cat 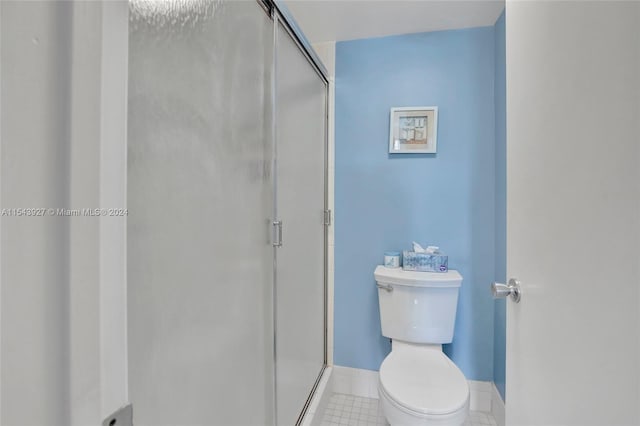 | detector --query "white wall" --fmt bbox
[1,1,129,424]
[1,3,73,423]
